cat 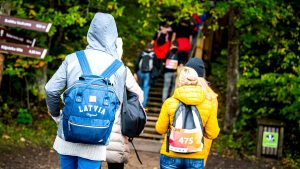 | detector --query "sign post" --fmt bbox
[0,42,47,59]
[0,15,52,33]
[0,11,52,89]
[0,1,11,88]
[0,28,36,46]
